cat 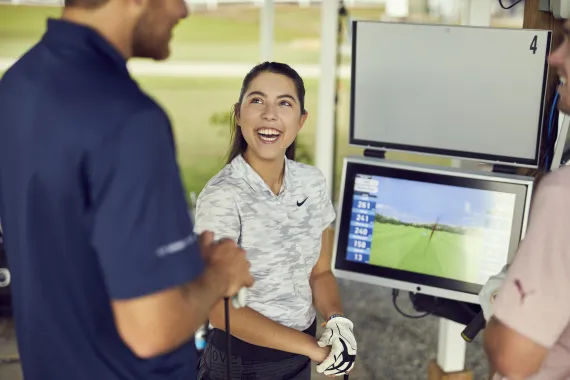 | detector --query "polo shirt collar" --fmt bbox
[42,18,128,74]
[231,155,293,196]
